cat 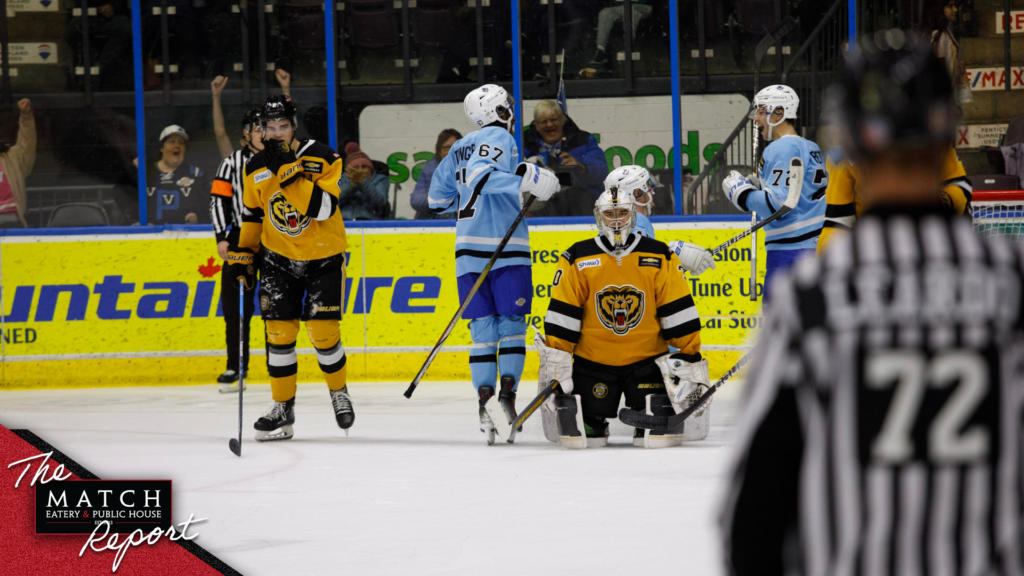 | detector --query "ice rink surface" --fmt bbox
[0,380,744,576]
